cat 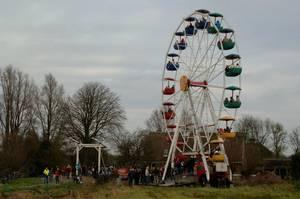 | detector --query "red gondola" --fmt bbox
[163,86,175,95]
[167,124,176,129]
[164,110,175,120]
